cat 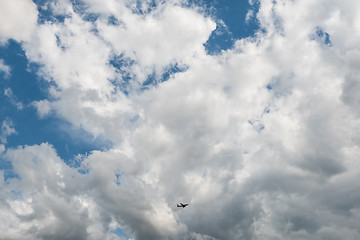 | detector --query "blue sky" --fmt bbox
[0,0,257,171]
[0,40,110,168]
[1,0,360,240]
[203,0,259,53]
